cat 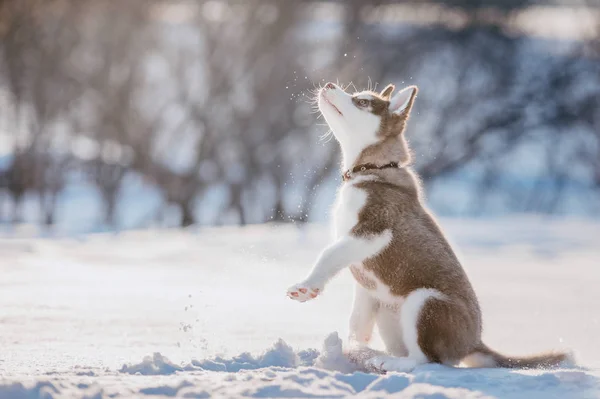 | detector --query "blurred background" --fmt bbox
[0,0,599,233]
